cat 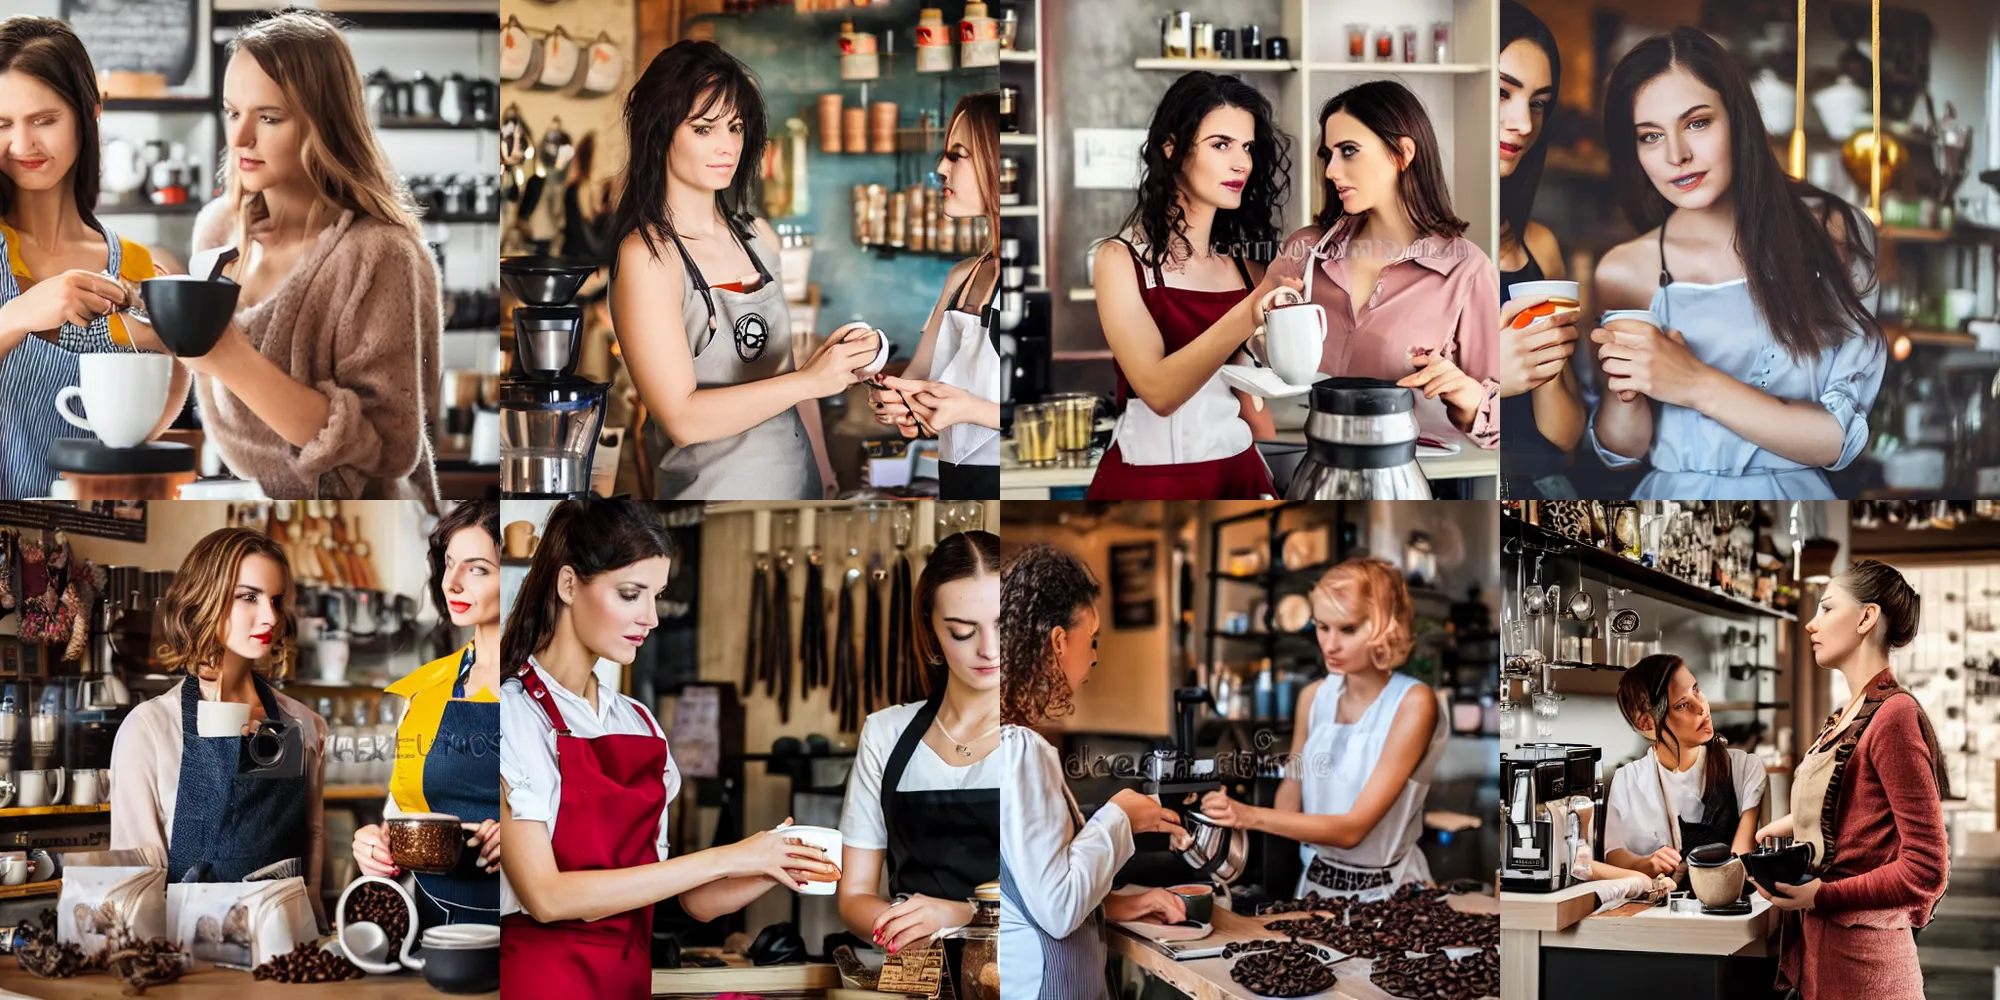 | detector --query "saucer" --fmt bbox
[1220,365,1328,399]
